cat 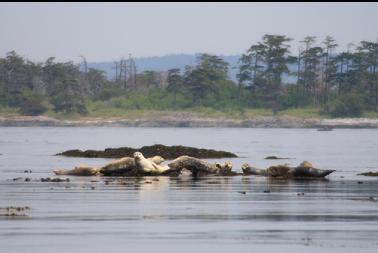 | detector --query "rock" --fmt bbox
[317,126,333,131]
[40,177,69,182]
[24,178,31,182]
[237,191,246,194]
[56,144,238,159]
[357,171,378,177]
[0,206,30,217]
[264,156,290,159]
